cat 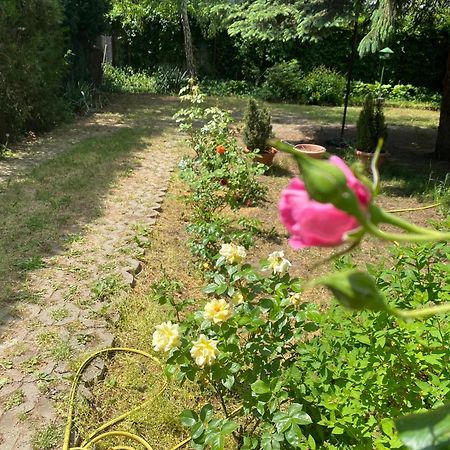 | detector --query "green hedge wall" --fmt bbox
[0,0,67,143]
